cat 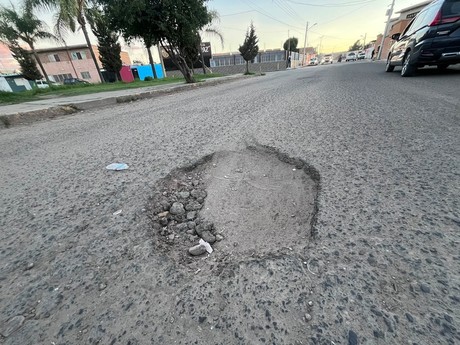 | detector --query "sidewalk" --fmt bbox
[0,74,248,127]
